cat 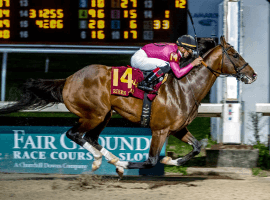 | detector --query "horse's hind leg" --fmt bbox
[65,123,103,171]
[83,111,113,171]
[66,111,113,171]
[161,127,207,166]
[70,111,126,176]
